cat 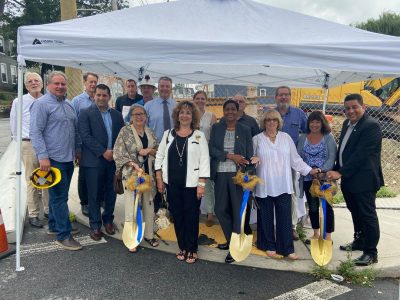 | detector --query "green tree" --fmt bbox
[355,12,400,37]
[1,0,129,41]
